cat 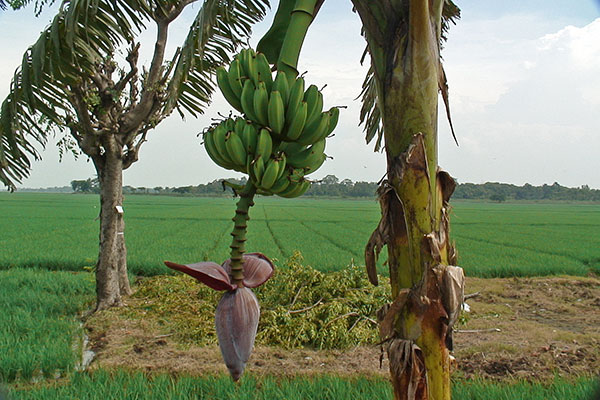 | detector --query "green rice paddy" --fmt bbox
[1,193,599,277]
[1,193,599,398]
[5,370,598,400]
[0,268,93,382]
